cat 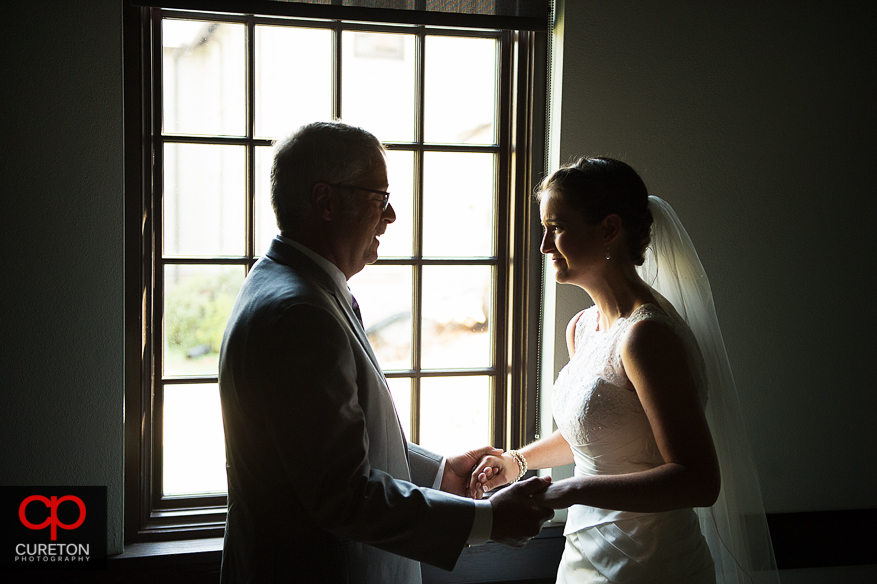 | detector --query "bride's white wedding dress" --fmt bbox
[552,301,717,584]
[544,196,778,583]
